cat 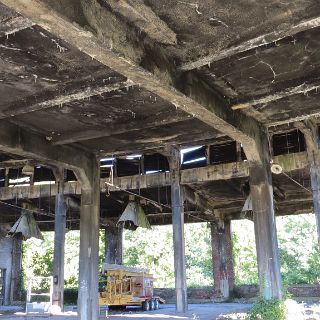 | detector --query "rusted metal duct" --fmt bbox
[117,196,151,230]
[7,208,43,240]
